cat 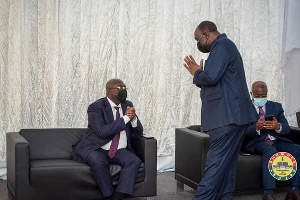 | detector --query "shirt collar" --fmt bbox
[106,97,120,108]
[253,103,266,111]
[210,33,227,50]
